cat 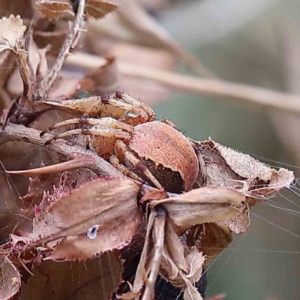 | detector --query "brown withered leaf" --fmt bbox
[187,223,232,266]
[6,34,50,97]
[28,177,141,260]
[221,203,250,234]
[178,249,205,300]
[86,0,118,19]
[35,1,75,20]
[198,140,294,197]
[21,168,96,207]
[19,251,122,300]
[0,15,26,52]
[151,187,245,234]
[0,256,21,300]
[159,222,204,293]
[35,0,117,20]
